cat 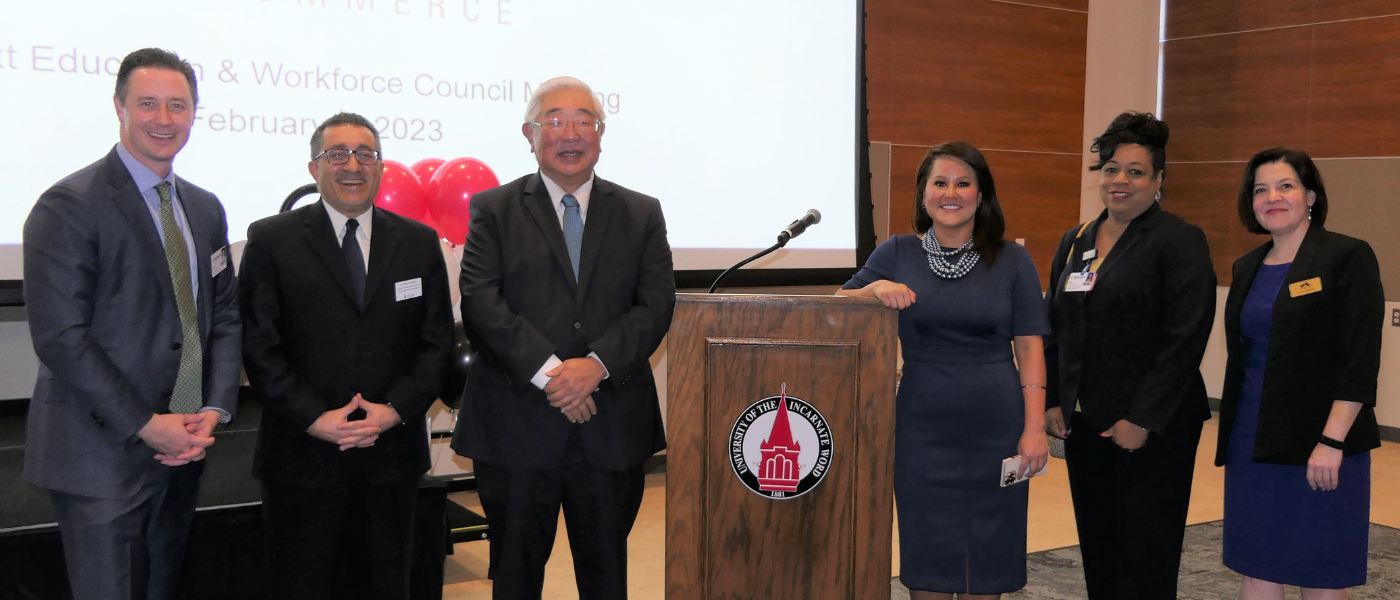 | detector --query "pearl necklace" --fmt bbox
[922,231,980,279]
